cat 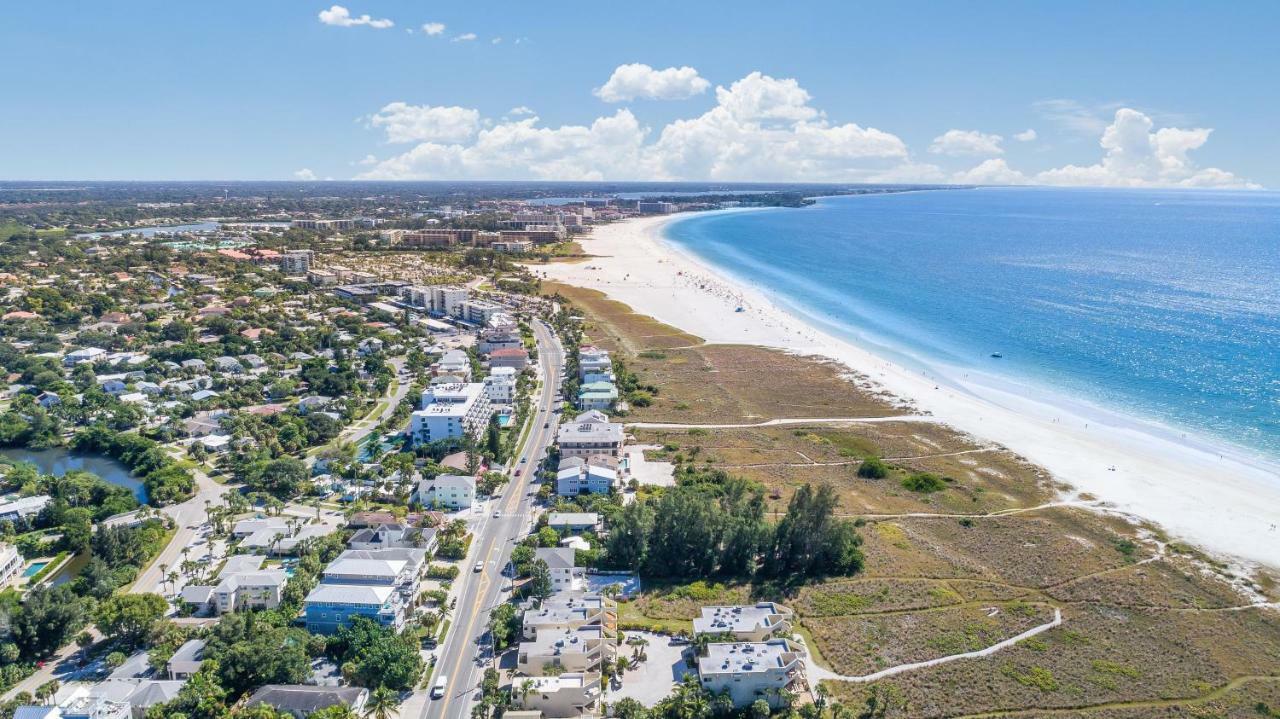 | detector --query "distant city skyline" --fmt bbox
[2,1,1275,188]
